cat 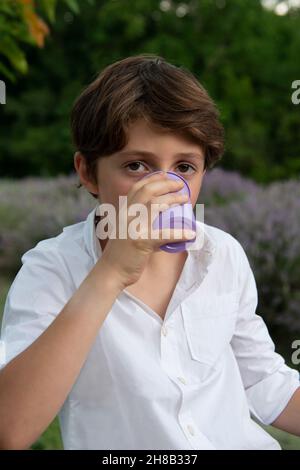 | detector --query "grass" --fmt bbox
[31,417,63,450]
[259,422,300,450]
[1,275,300,450]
